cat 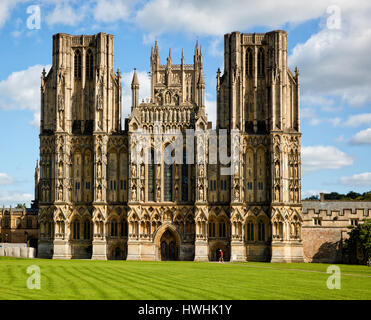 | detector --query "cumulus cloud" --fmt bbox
[93,0,135,23]
[0,64,51,127]
[349,128,371,145]
[0,189,33,206]
[339,172,371,187]
[344,113,371,127]
[301,145,354,173]
[46,1,87,26]
[289,1,371,107]
[205,98,216,128]
[135,0,344,38]
[0,173,14,185]
[302,189,330,199]
[300,108,340,126]
[0,0,26,28]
